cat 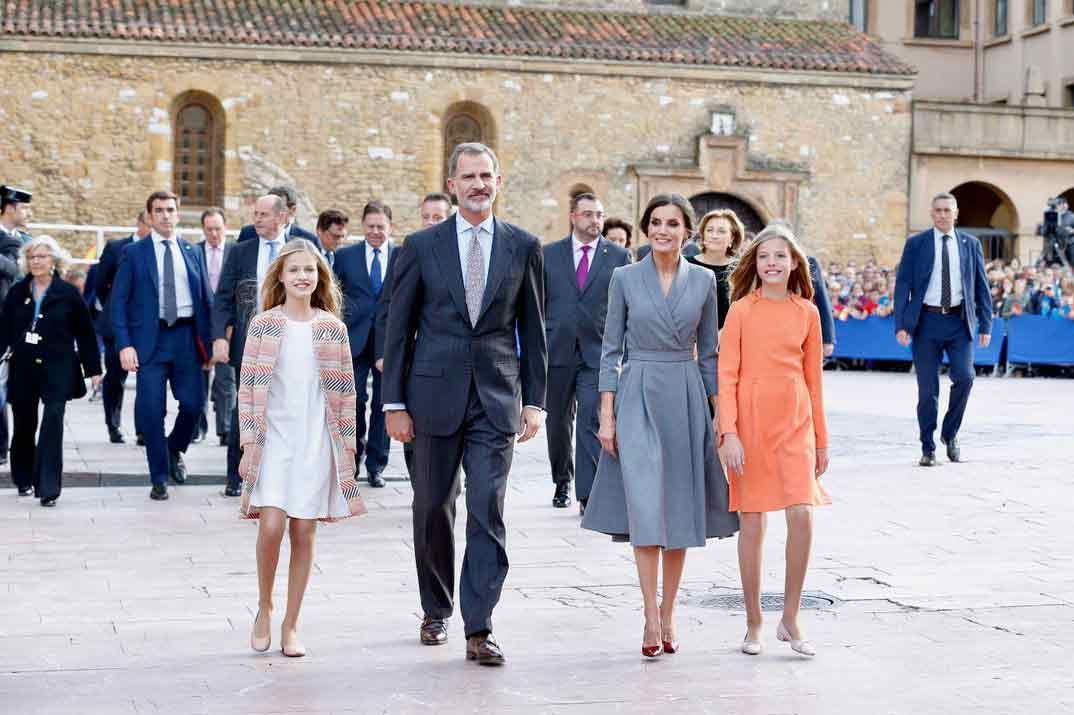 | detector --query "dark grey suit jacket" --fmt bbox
[543,236,631,369]
[197,240,234,298]
[211,238,260,368]
[382,214,548,436]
